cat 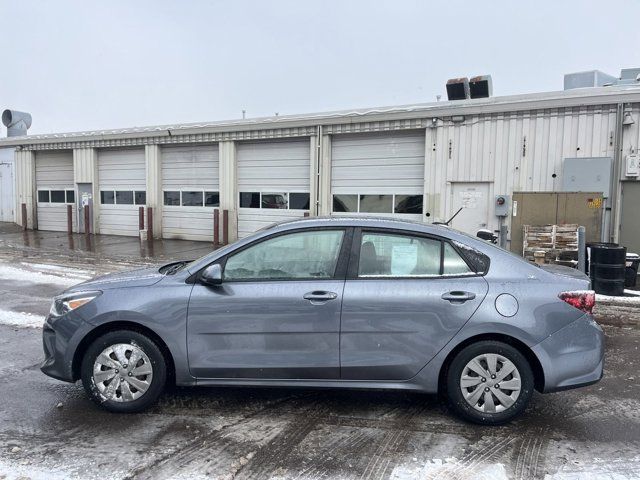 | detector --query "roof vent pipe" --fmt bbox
[2,109,32,137]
